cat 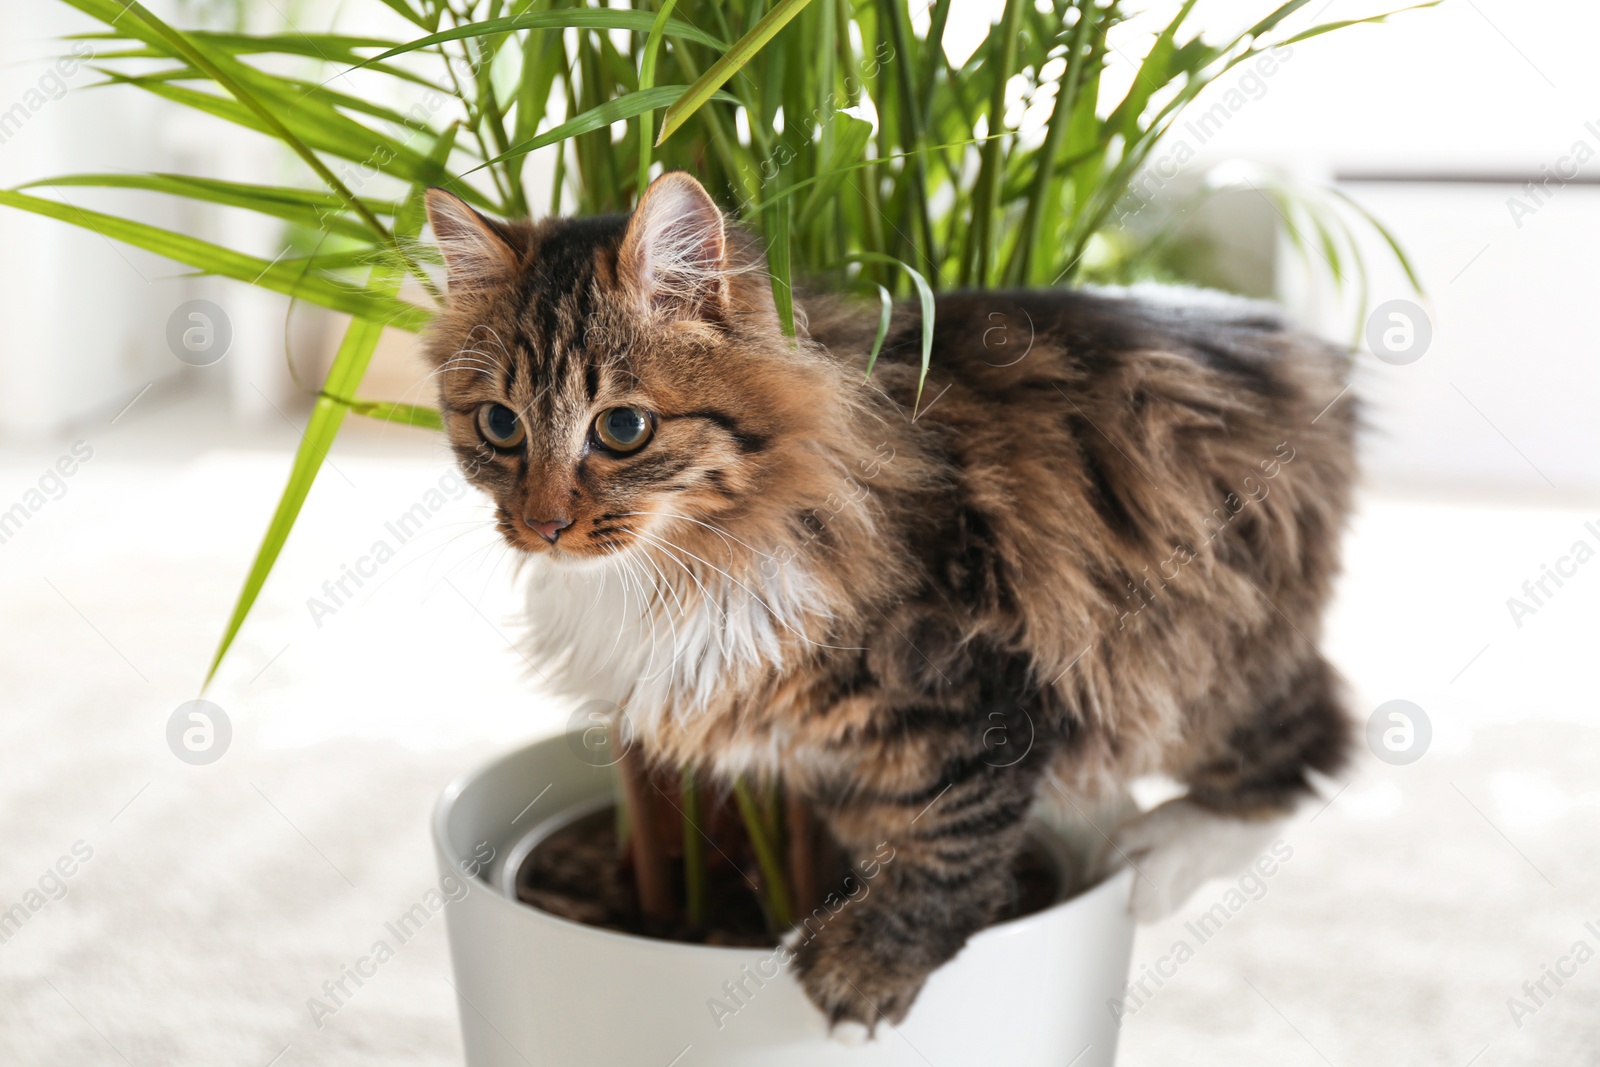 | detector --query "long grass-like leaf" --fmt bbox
[20,172,388,242]
[797,113,873,231]
[862,283,894,379]
[341,397,446,431]
[844,252,935,404]
[635,0,680,199]
[362,8,725,64]
[468,85,736,174]
[203,124,458,685]
[680,765,707,926]
[85,31,444,89]
[1330,188,1425,294]
[91,72,475,204]
[963,0,1026,287]
[65,0,435,292]
[655,0,816,146]
[767,194,796,337]
[0,189,428,329]
[734,779,793,932]
[204,316,387,686]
